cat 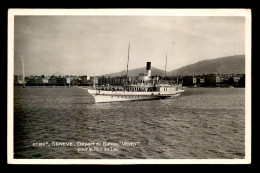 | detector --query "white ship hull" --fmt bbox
[84,88,184,103]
